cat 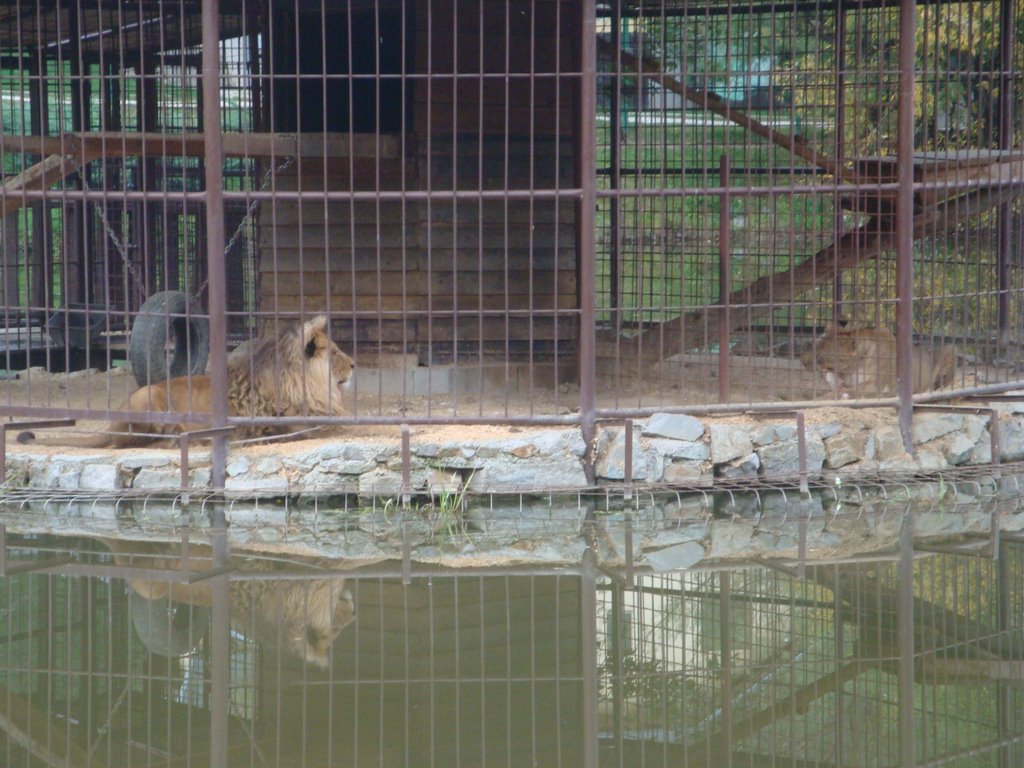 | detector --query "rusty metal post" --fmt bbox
[719,570,733,768]
[580,547,600,768]
[895,0,916,453]
[718,155,731,403]
[996,0,1016,345]
[995,532,1012,768]
[623,418,633,500]
[832,0,847,317]
[201,2,228,766]
[209,558,231,768]
[401,424,411,506]
[203,0,228,497]
[608,2,622,314]
[578,0,598,484]
[897,514,915,768]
